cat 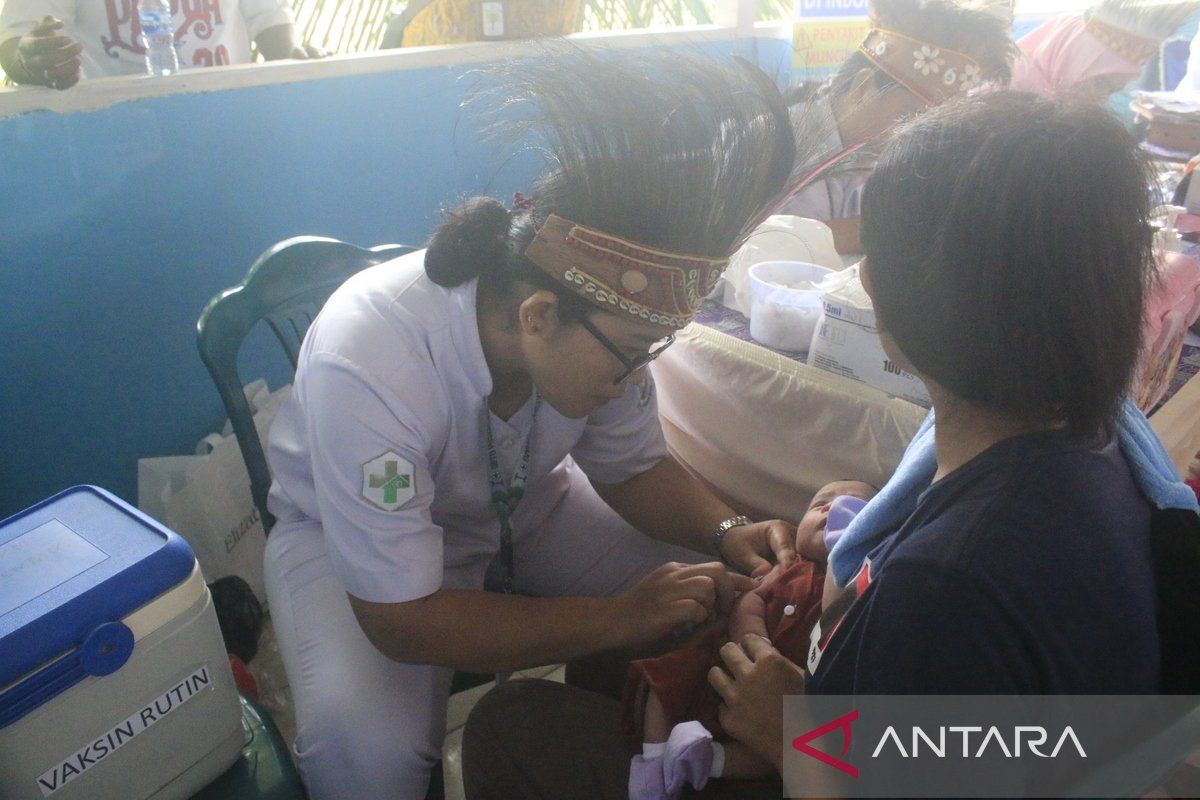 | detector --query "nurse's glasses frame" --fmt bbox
[576,314,676,385]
